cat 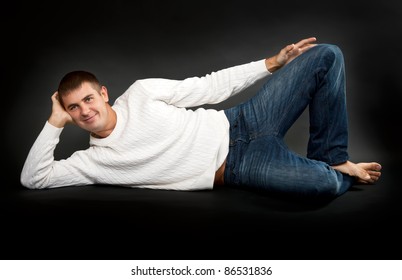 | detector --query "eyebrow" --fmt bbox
[67,94,94,110]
